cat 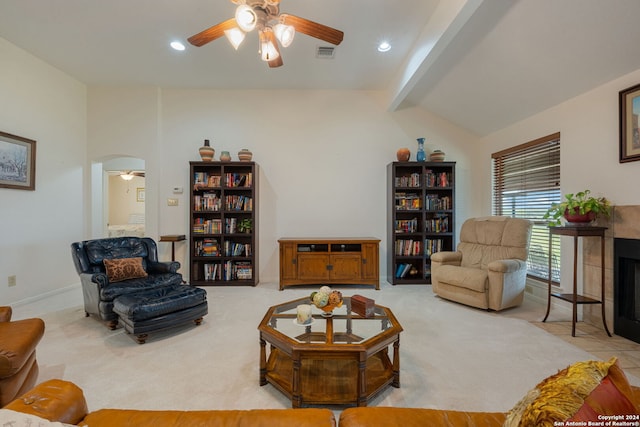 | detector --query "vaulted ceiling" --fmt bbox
[2,0,640,136]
